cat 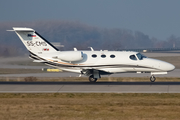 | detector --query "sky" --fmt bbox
[1,0,180,40]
